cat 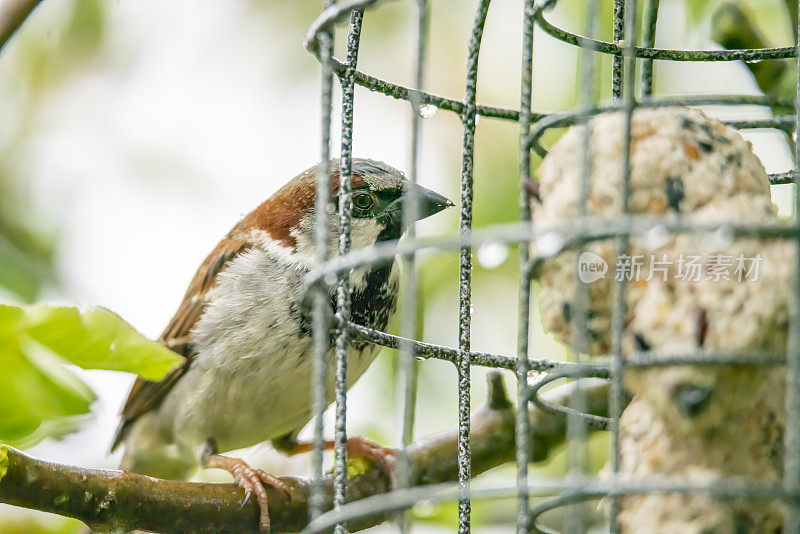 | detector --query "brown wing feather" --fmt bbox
[111,230,253,451]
